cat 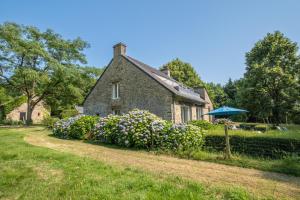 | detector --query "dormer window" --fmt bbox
[112,83,119,99]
